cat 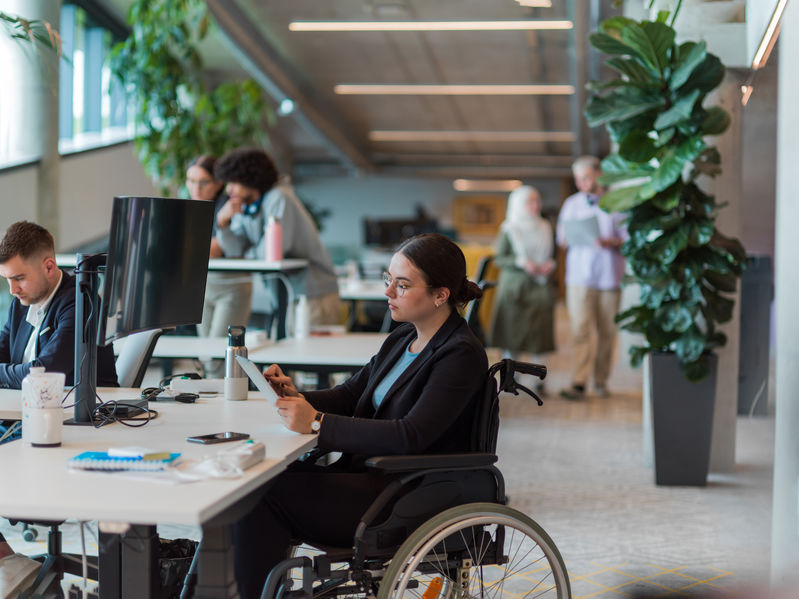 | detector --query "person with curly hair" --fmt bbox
[214,148,341,329]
